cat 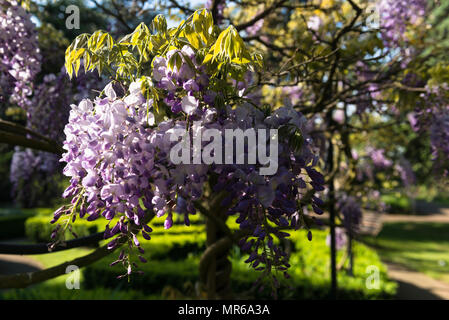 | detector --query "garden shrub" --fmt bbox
[25,215,104,242]
[83,228,396,299]
[381,193,413,214]
[0,212,35,239]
